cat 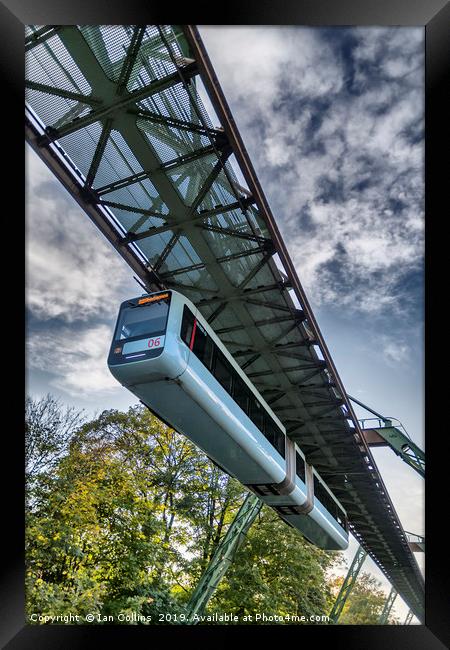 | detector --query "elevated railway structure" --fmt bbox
[25,24,424,620]
[349,395,425,478]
